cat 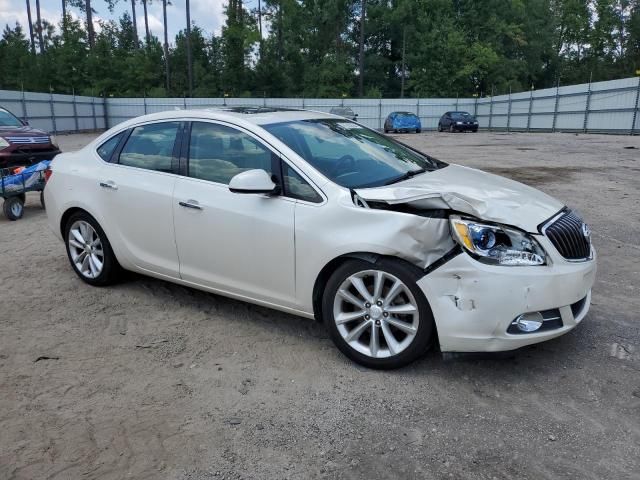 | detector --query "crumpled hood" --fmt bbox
[354,164,564,232]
